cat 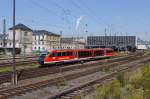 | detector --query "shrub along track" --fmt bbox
[0,53,142,85]
[0,54,149,98]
